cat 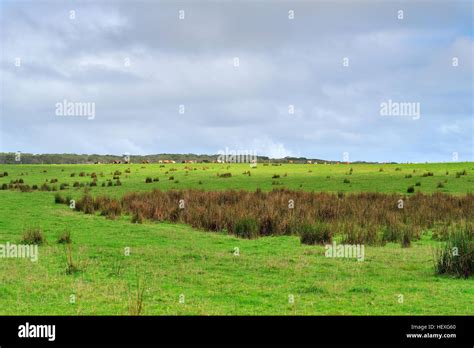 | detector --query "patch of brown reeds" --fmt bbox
[63,190,474,245]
